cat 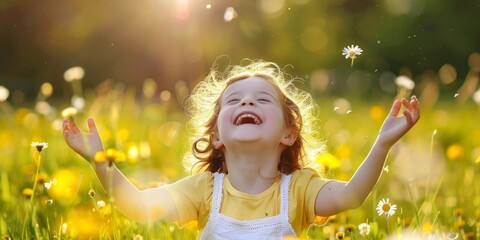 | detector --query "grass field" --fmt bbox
[0,78,479,239]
